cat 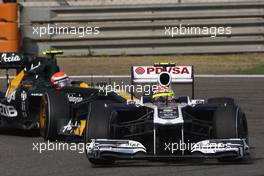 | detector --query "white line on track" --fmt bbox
[195,75,264,78]
[1,75,264,79]
[56,75,264,78]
